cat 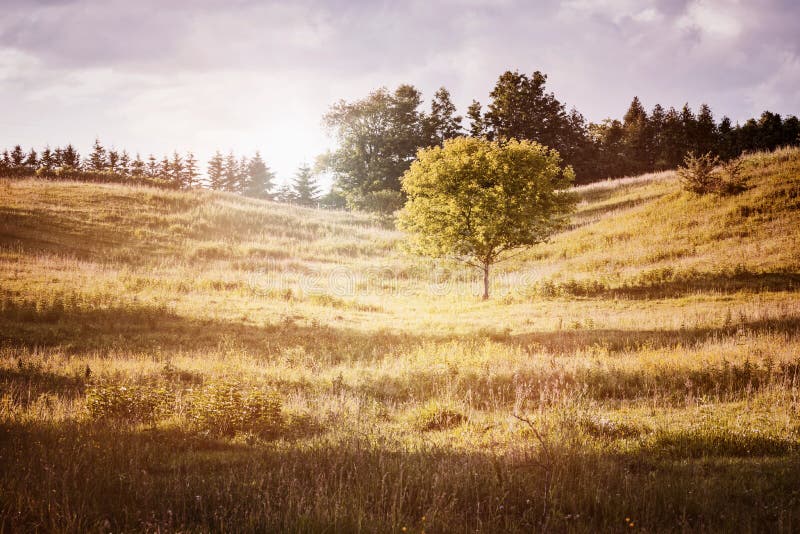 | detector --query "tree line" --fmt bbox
[4,68,798,215]
[322,70,800,212]
[0,139,327,207]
